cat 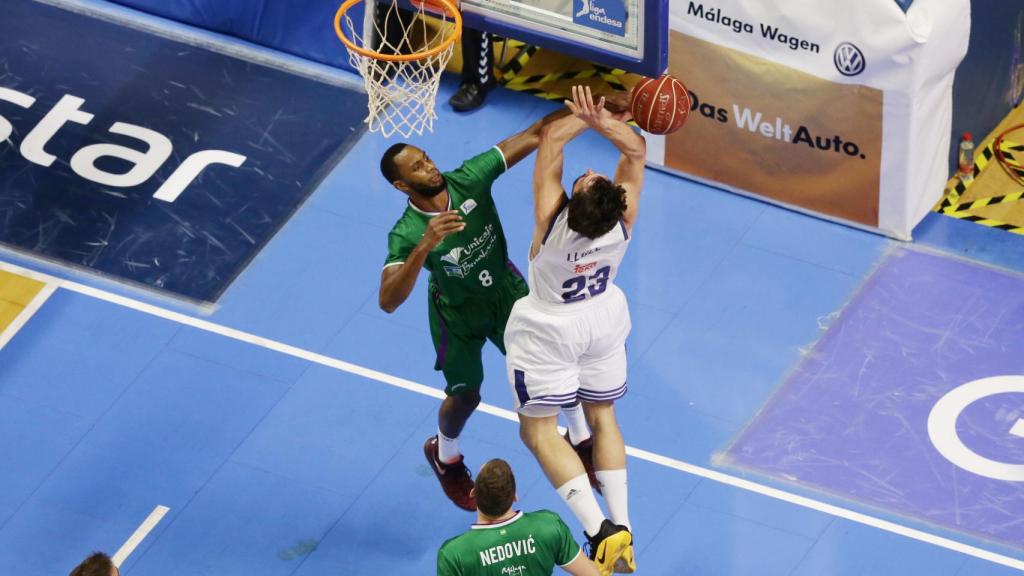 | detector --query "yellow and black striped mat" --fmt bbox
[448,38,640,102]
[934,111,1024,235]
